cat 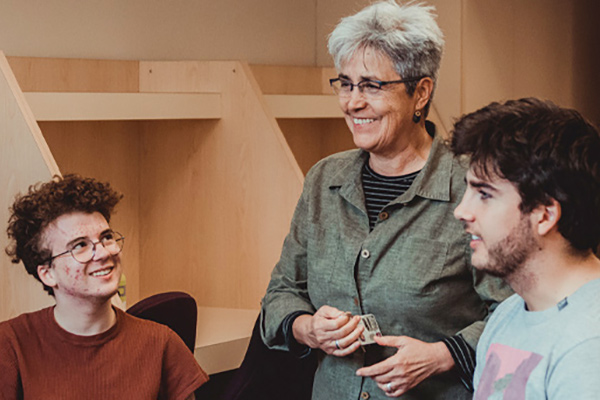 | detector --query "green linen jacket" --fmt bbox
[261,131,512,400]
